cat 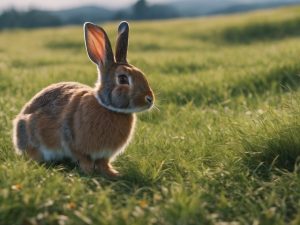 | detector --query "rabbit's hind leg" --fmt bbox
[13,116,29,153]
